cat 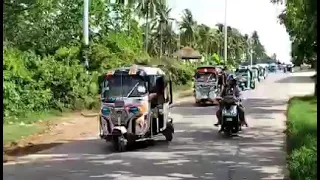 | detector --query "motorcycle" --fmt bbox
[216,96,242,136]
